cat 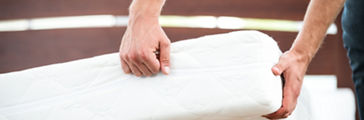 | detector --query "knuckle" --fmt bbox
[149,66,159,74]
[294,75,303,82]
[153,68,160,74]
[160,41,170,47]
[123,69,130,74]
[128,53,138,61]
[159,58,170,63]
[121,64,128,69]
[138,51,148,60]
[151,68,159,74]
[134,72,142,77]
[120,53,128,60]
[119,52,123,58]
